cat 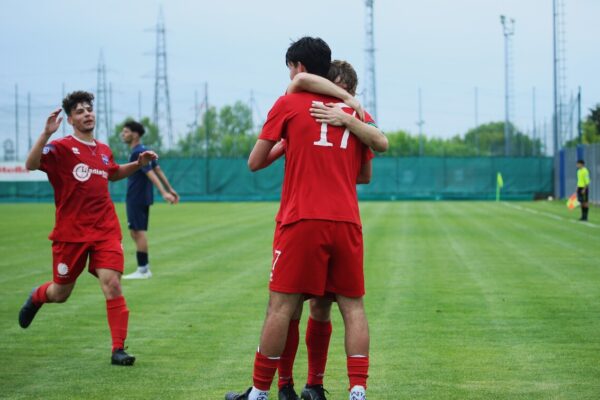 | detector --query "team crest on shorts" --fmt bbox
[101,154,109,165]
[57,263,69,276]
